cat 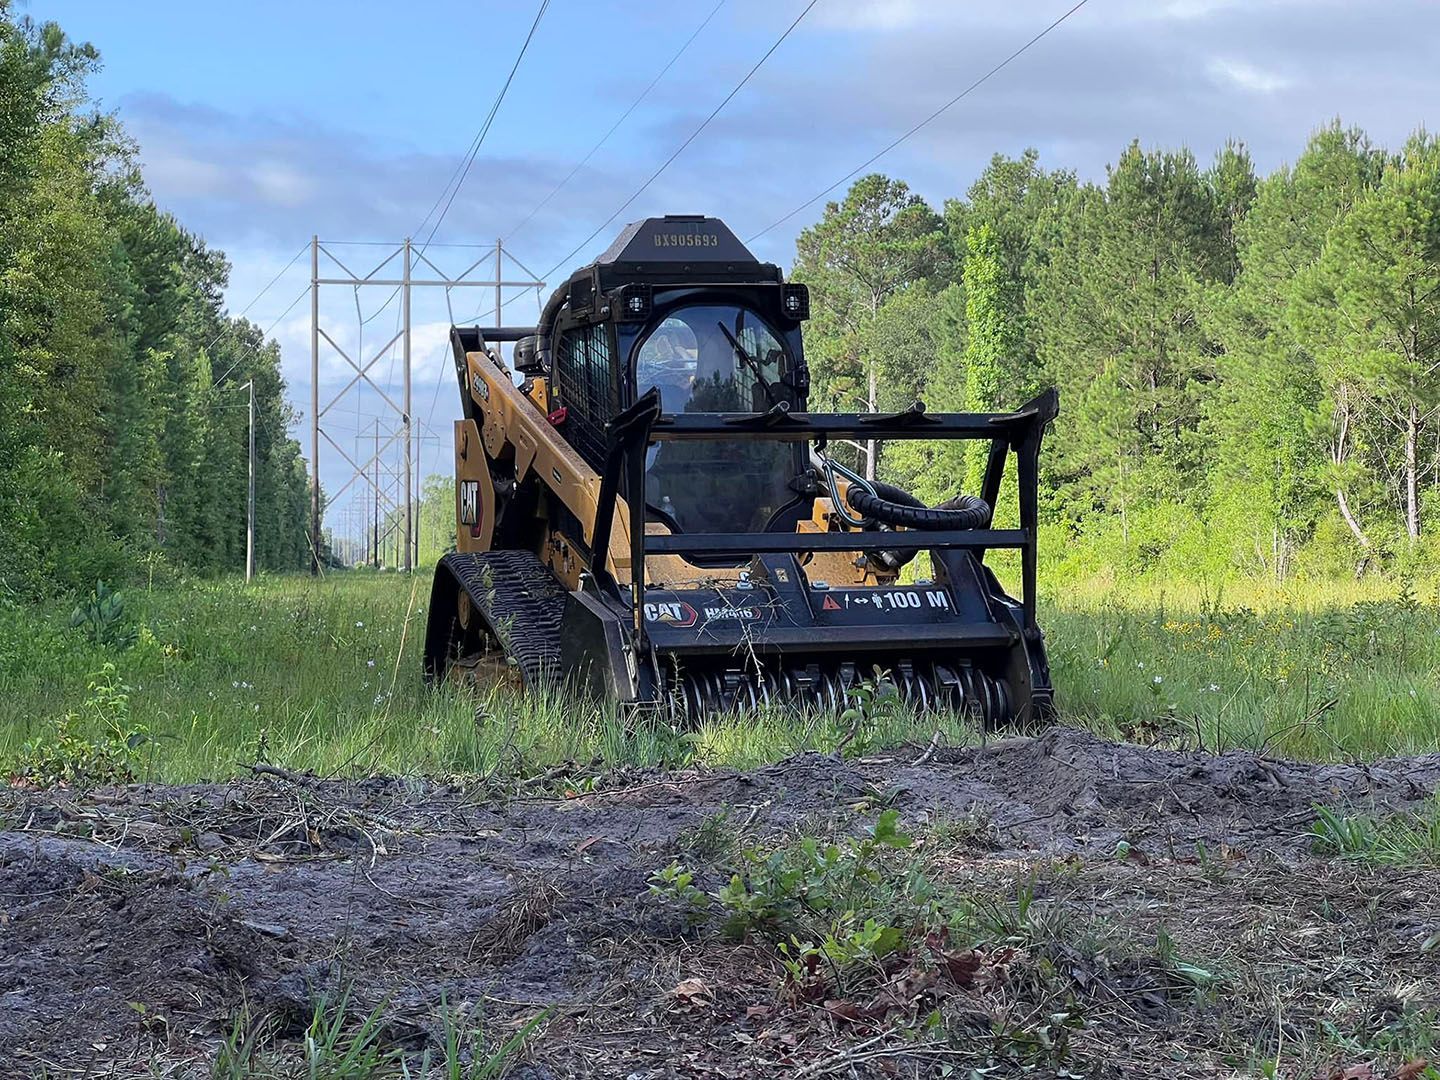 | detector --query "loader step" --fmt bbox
[436,551,568,689]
